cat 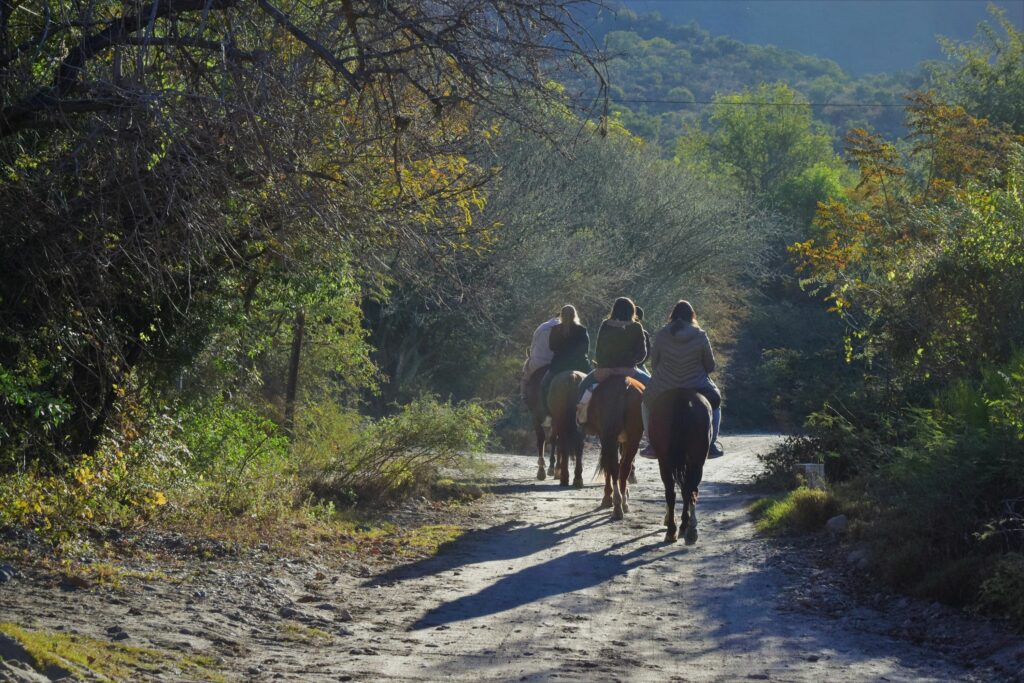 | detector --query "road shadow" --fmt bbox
[482,482,579,496]
[364,509,609,587]
[409,531,683,630]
